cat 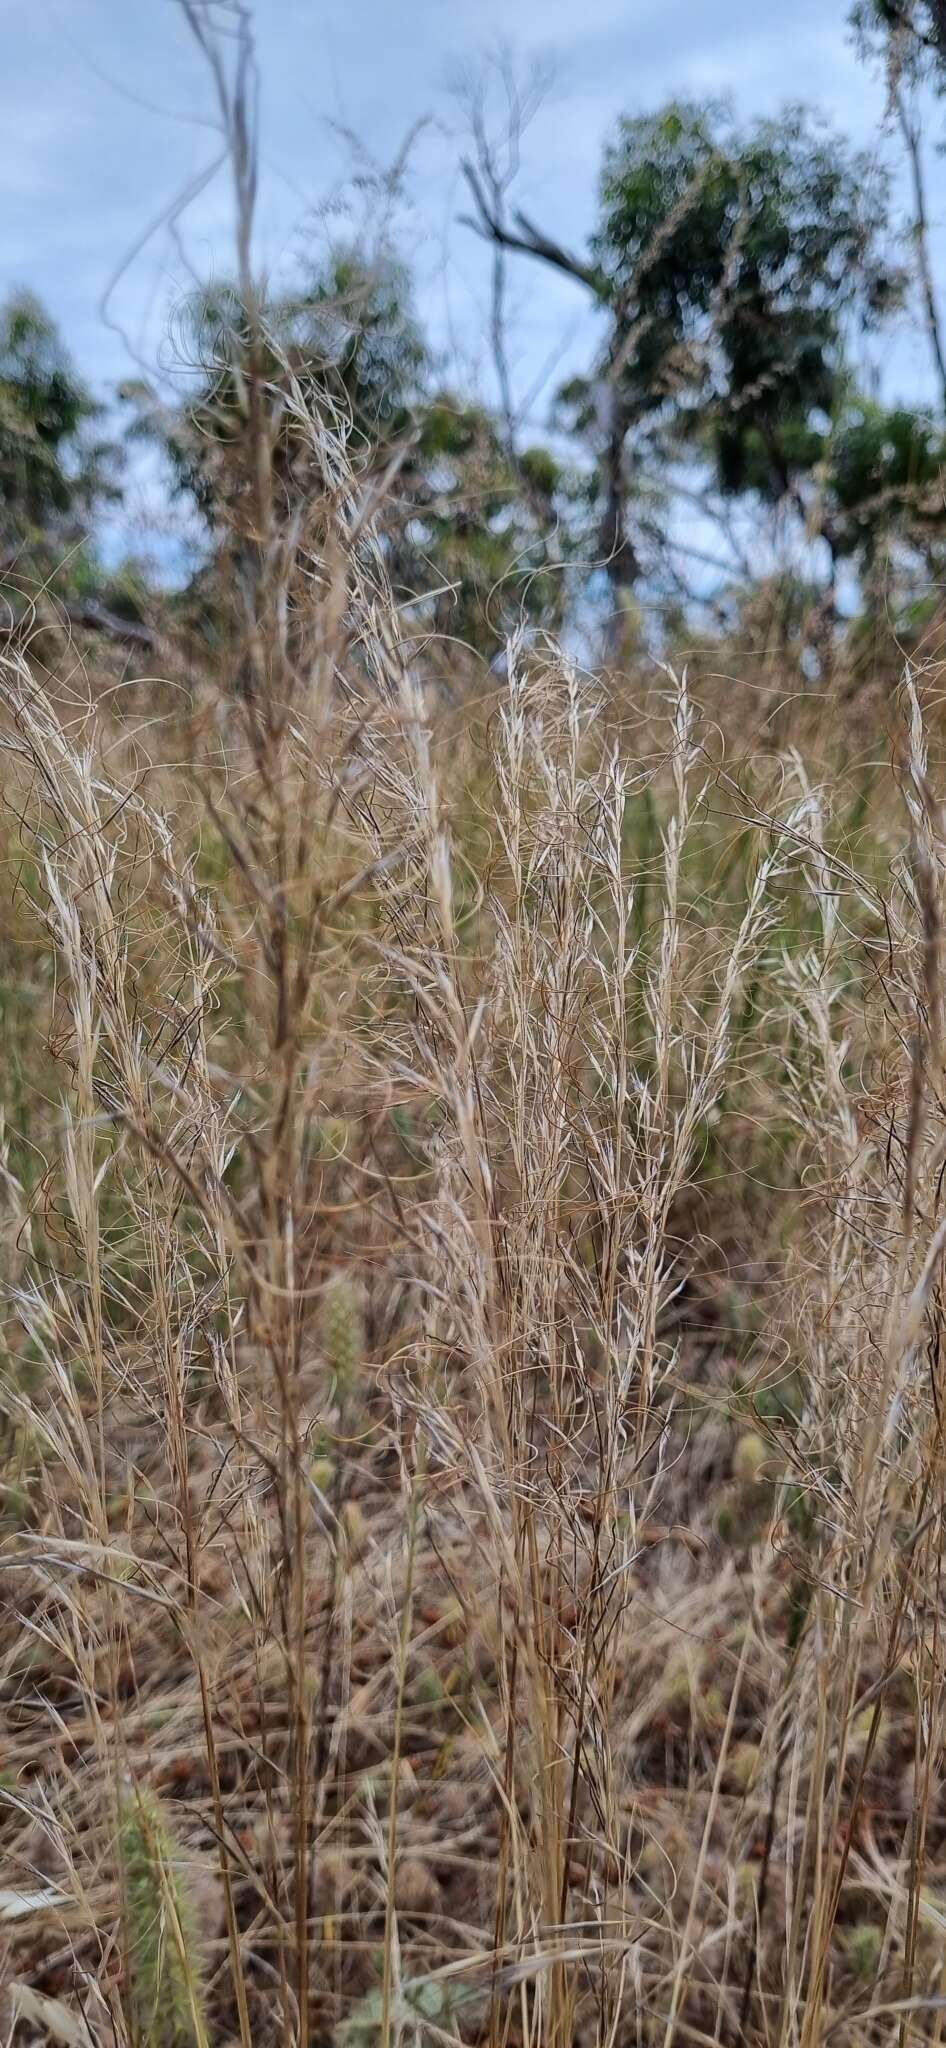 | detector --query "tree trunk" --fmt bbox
[598,385,639,657]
